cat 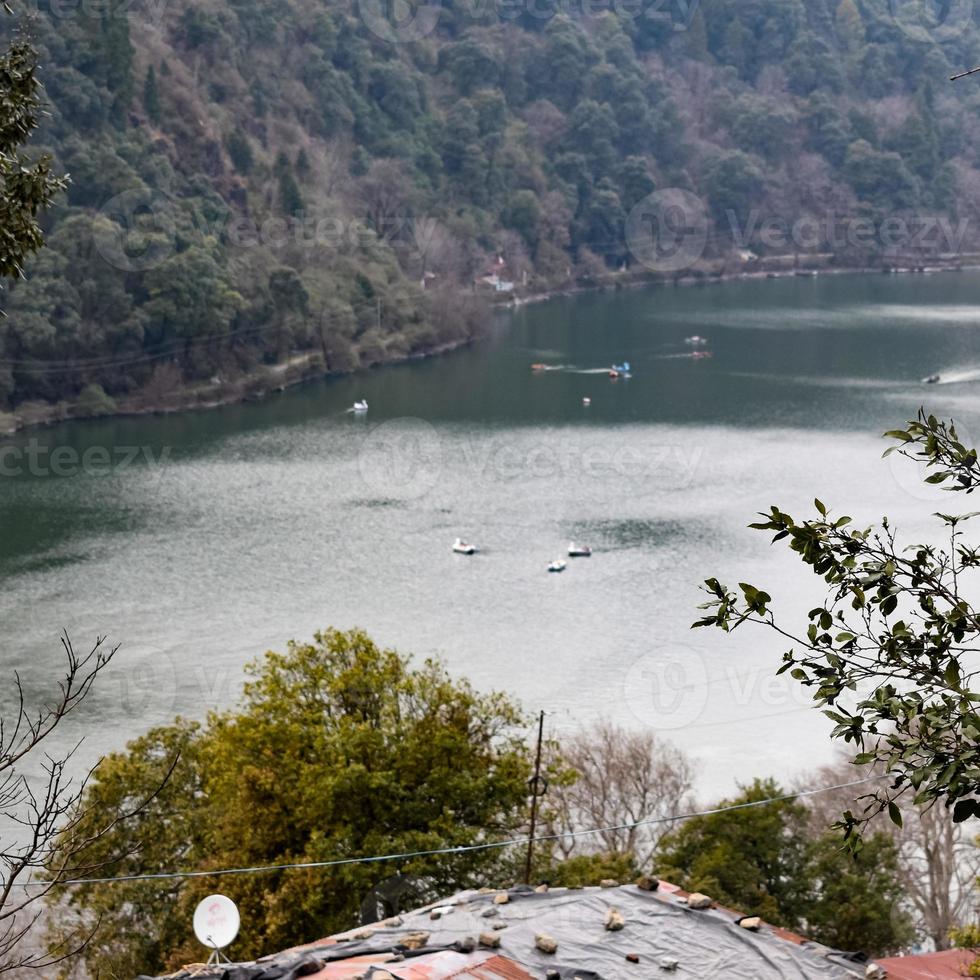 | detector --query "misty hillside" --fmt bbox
[4,0,980,414]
